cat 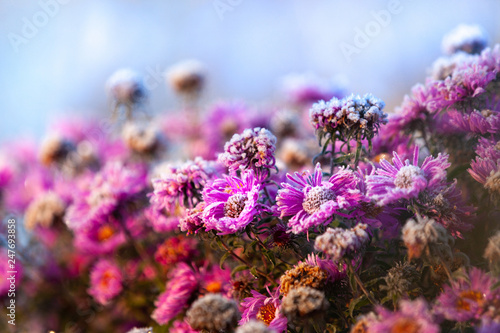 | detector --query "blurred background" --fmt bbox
[1,0,499,143]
